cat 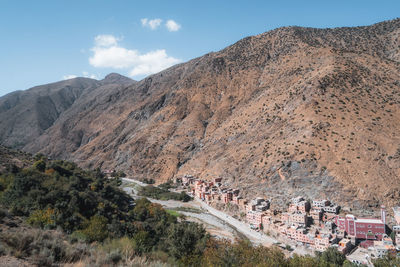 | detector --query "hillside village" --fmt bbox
[176,175,400,266]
